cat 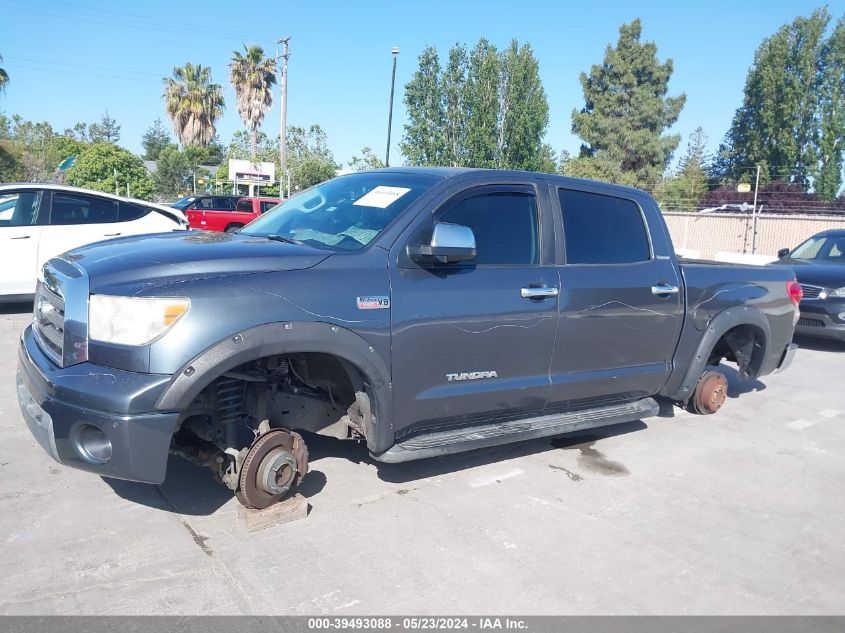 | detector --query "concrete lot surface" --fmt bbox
[0,302,843,615]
